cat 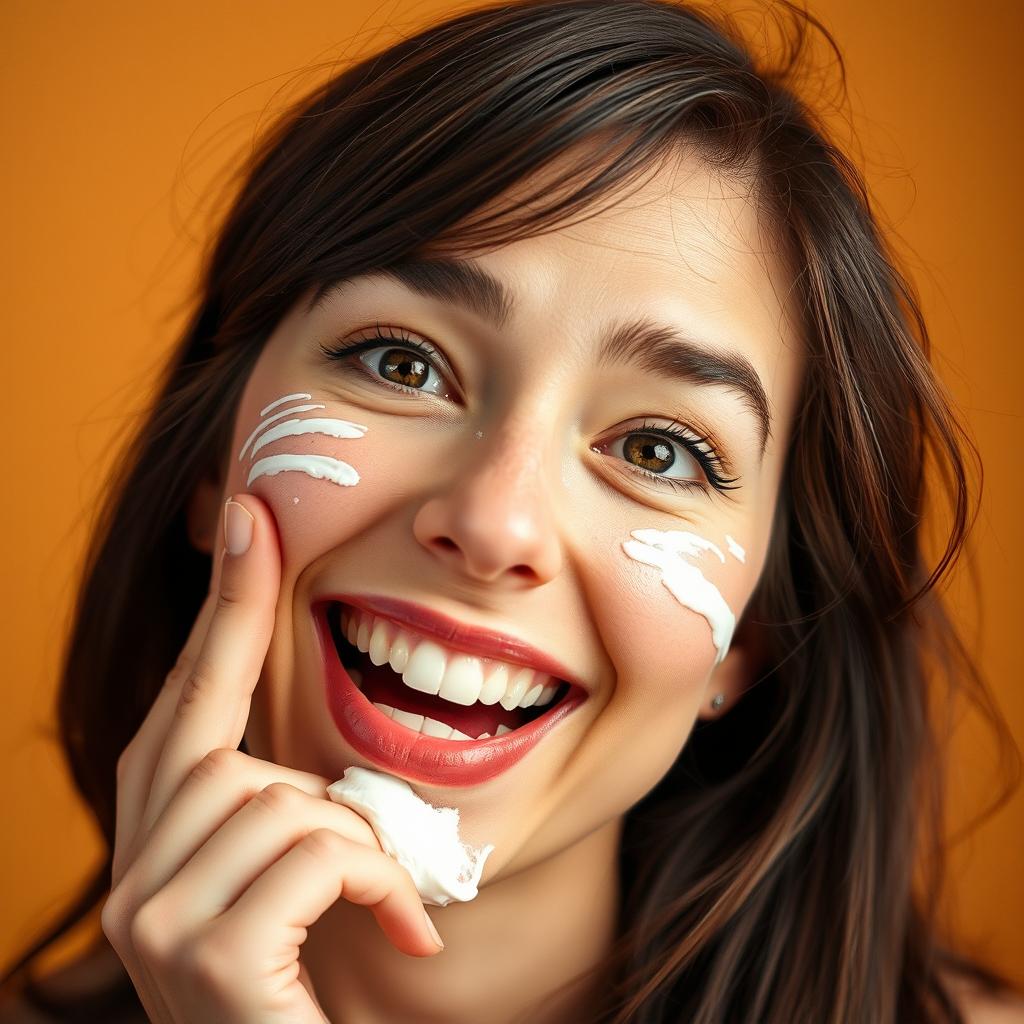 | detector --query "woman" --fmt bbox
[1,0,1020,1020]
